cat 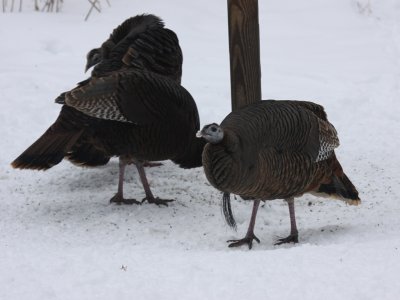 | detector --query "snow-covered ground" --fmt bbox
[1,0,400,299]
